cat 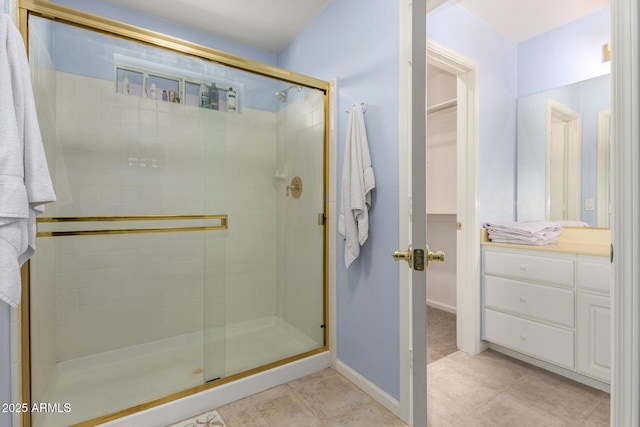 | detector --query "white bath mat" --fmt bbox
[167,409,227,427]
